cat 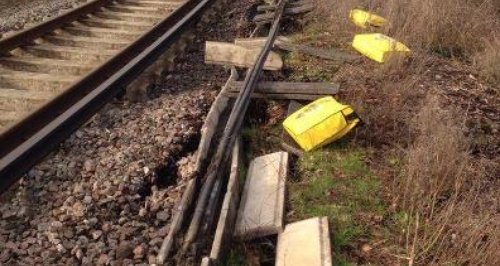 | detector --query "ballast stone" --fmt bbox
[276,217,333,266]
[235,151,288,239]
